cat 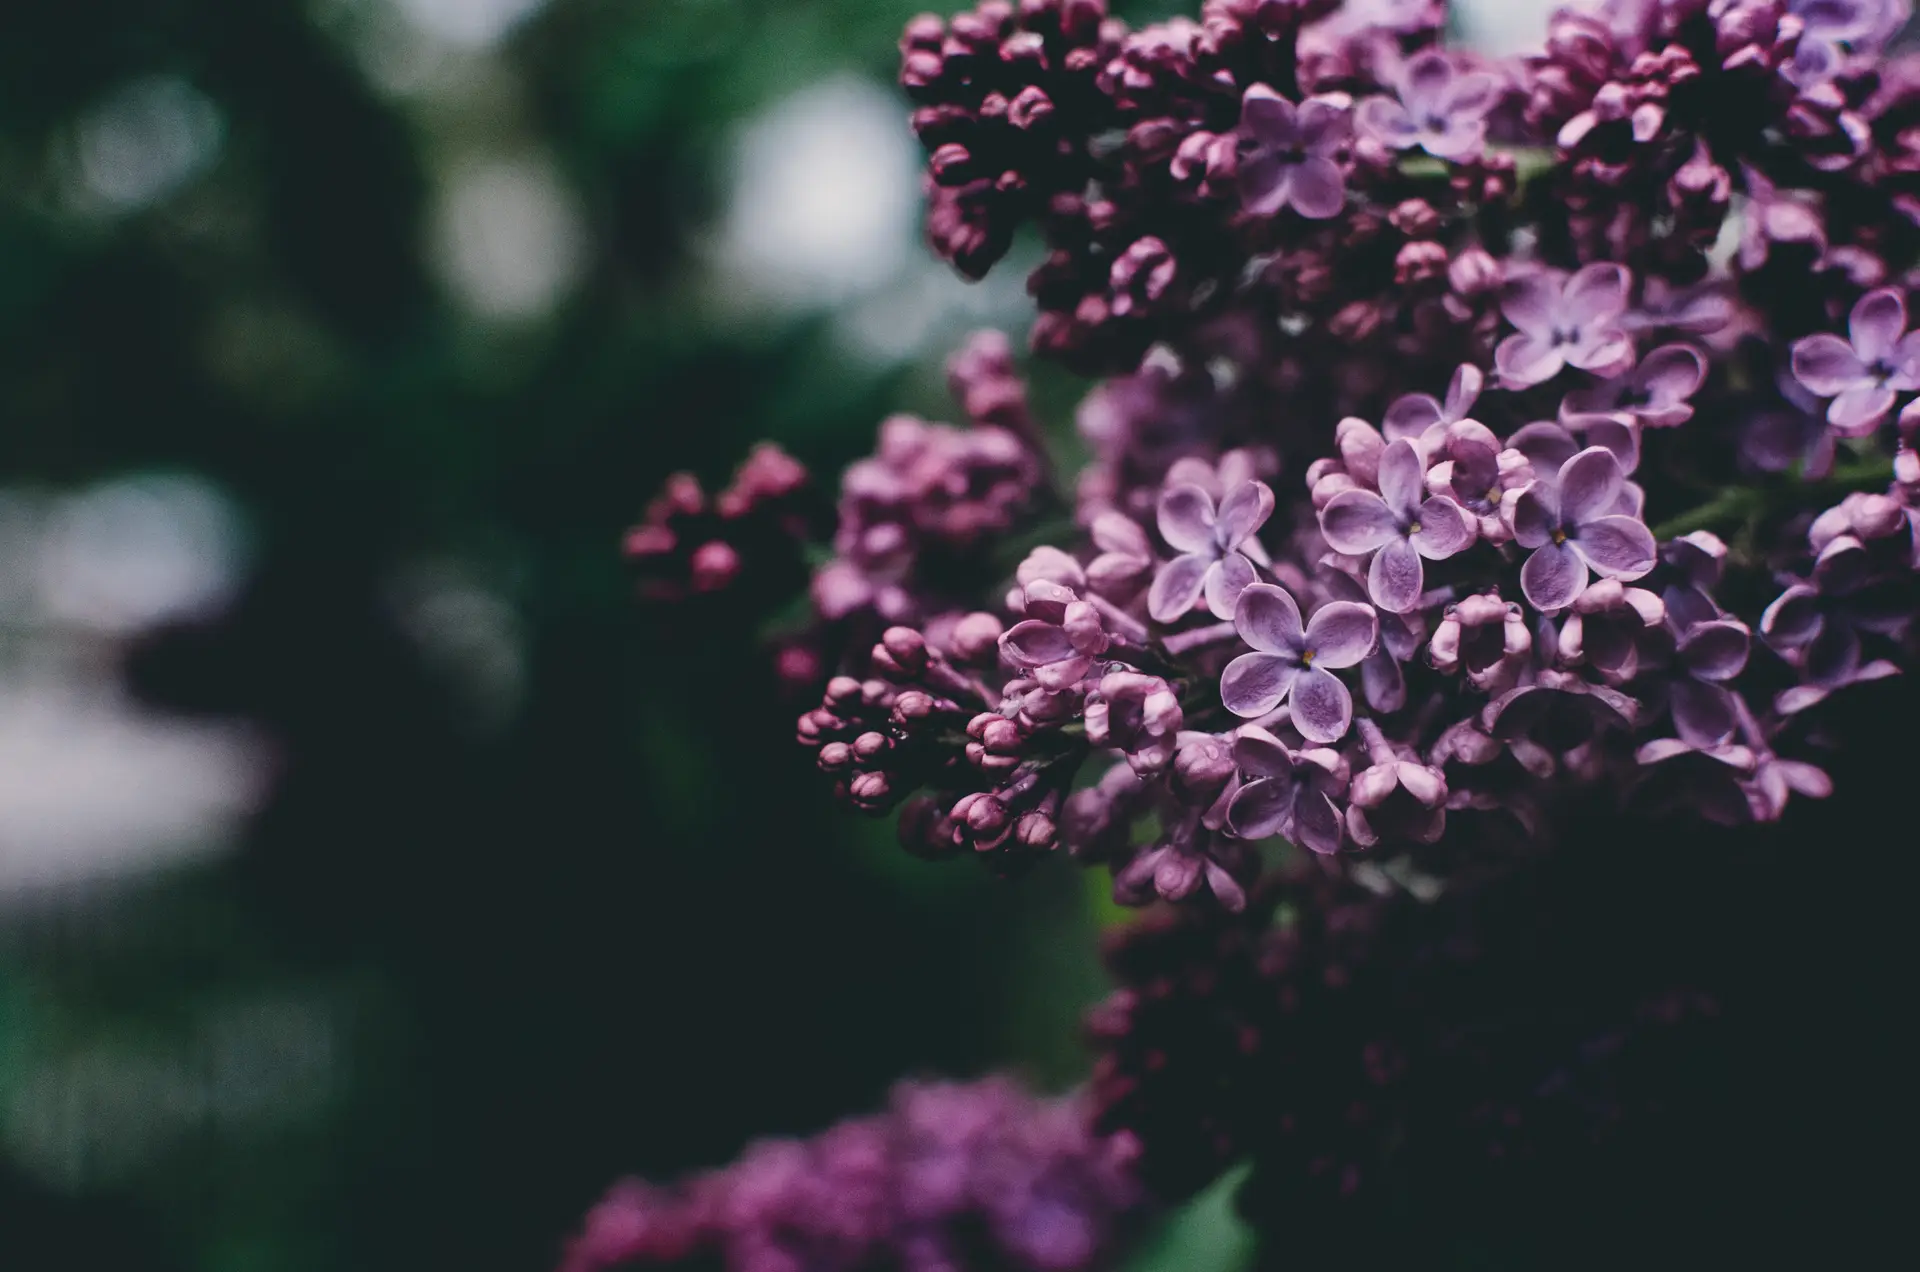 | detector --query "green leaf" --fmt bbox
[1121,1163,1257,1272]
